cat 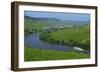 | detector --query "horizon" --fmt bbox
[24,11,90,22]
